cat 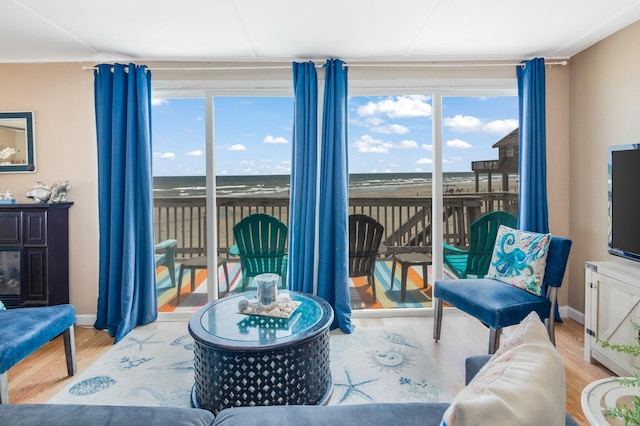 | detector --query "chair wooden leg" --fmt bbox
[400,264,408,302]
[222,262,229,292]
[421,263,428,289]
[0,372,8,404]
[176,265,185,305]
[489,328,501,354]
[190,269,196,292]
[63,326,77,376]
[370,274,377,303]
[390,257,397,290]
[433,297,443,341]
